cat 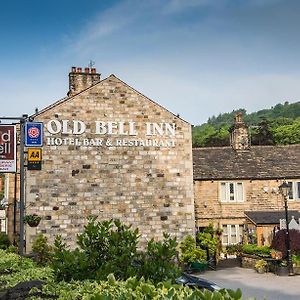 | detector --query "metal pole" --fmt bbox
[284,196,293,275]
[19,118,25,255]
